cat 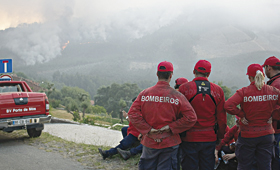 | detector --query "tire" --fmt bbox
[27,128,42,138]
